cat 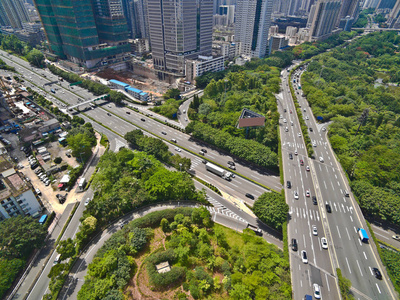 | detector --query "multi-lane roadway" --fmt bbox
[282,65,396,300]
